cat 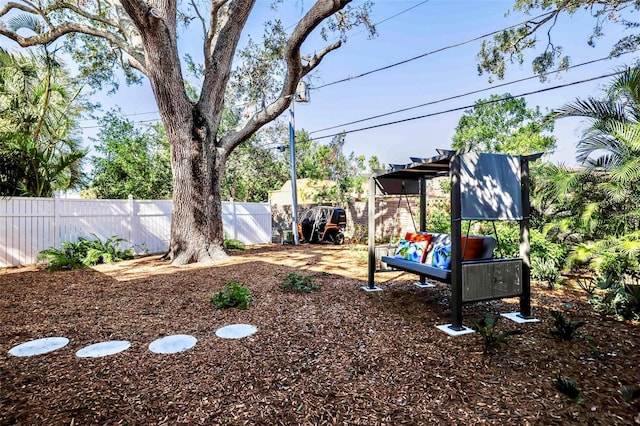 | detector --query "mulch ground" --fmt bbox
[1,244,639,425]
